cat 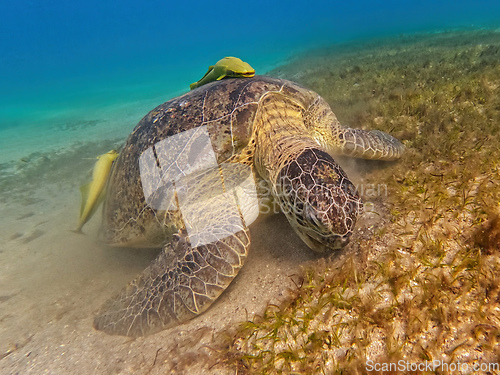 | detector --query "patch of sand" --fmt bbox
[0,168,324,374]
